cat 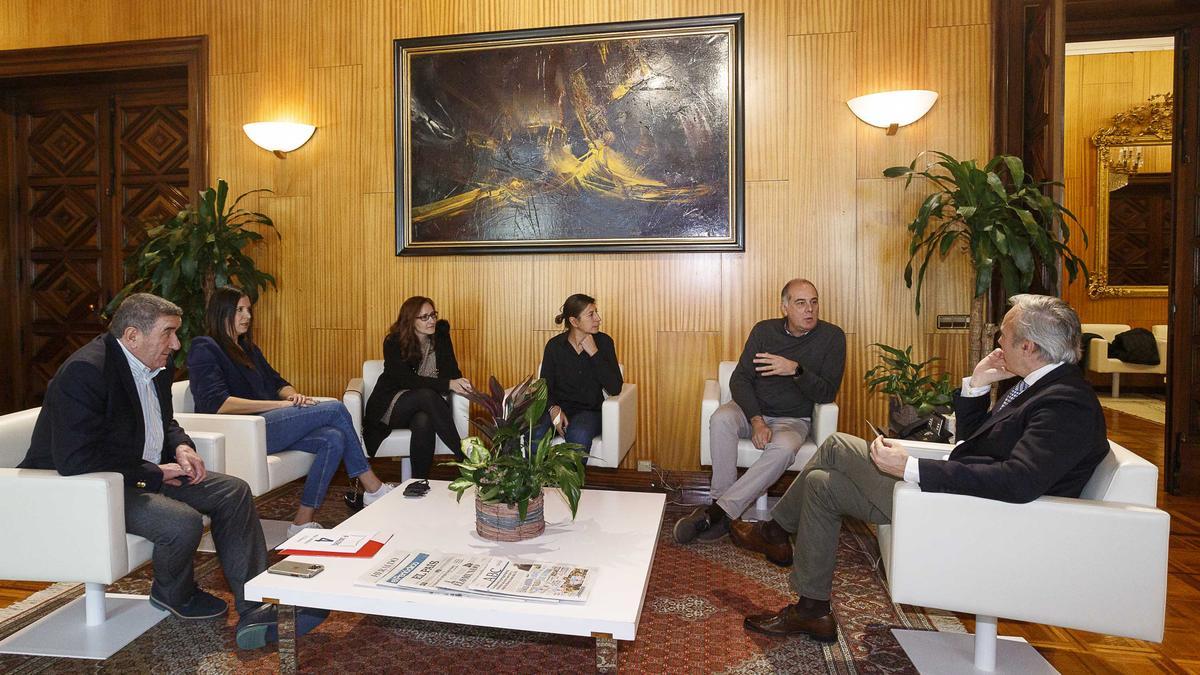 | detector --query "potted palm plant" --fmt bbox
[104,178,278,366]
[884,152,1088,365]
[863,343,954,440]
[448,375,587,541]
